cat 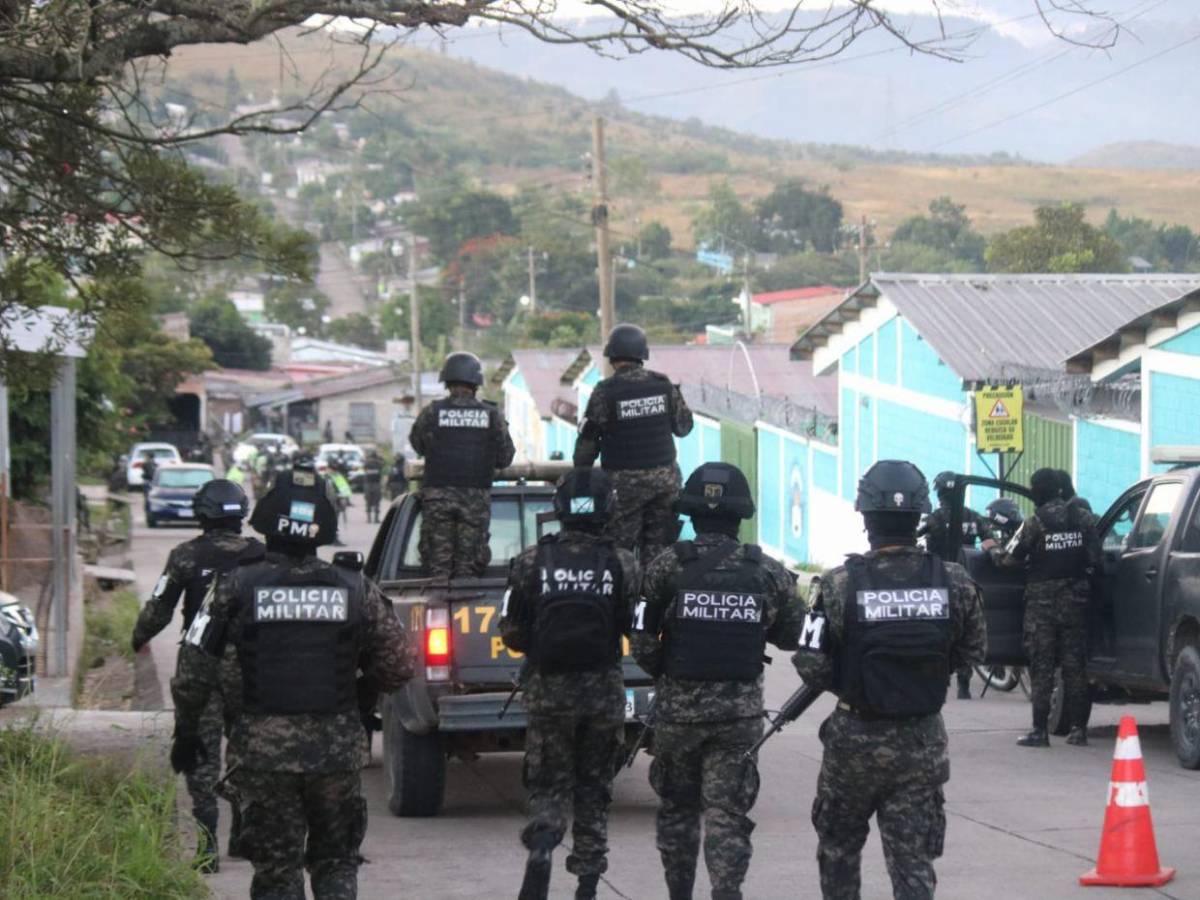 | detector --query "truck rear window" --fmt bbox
[399,496,559,571]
